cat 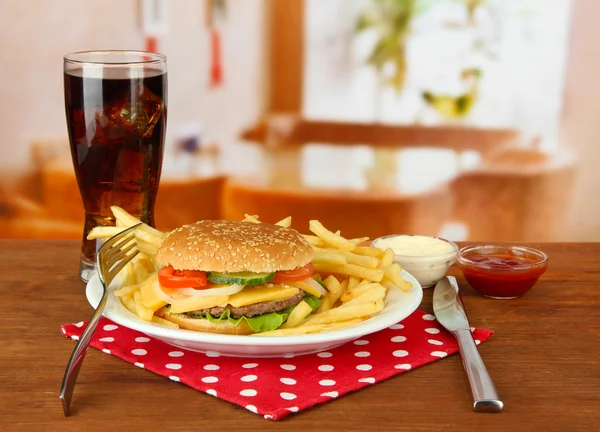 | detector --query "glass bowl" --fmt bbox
[456,244,548,299]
